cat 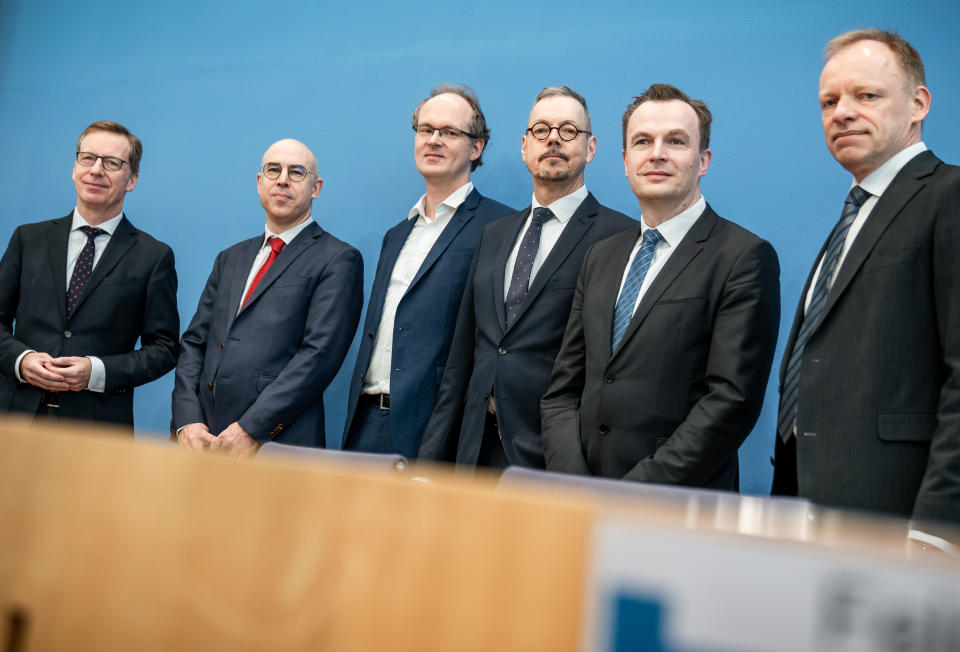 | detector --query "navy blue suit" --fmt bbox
[420,193,635,468]
[342,189,513,457]
[172,221,362,446]
[0,213,179,427]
